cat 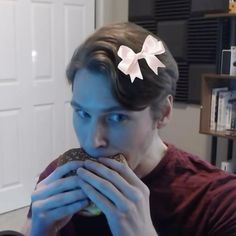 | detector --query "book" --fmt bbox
[216,90,231,131]
[216,90,236,132]
[228,91,236,130]
[210,87,228,130]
